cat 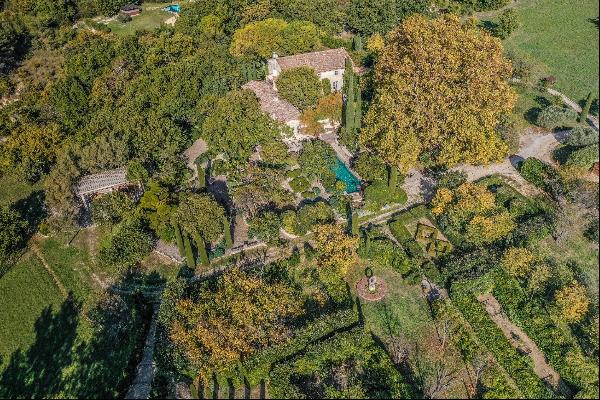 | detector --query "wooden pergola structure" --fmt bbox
[74,167,133,208]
